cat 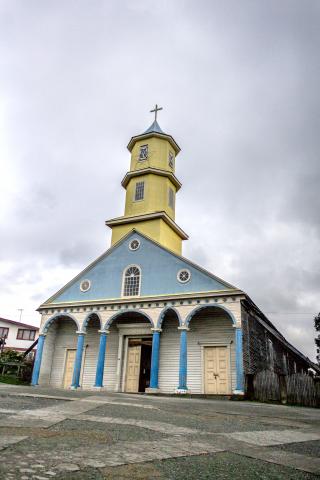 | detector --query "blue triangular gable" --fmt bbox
[46,231,236,304]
